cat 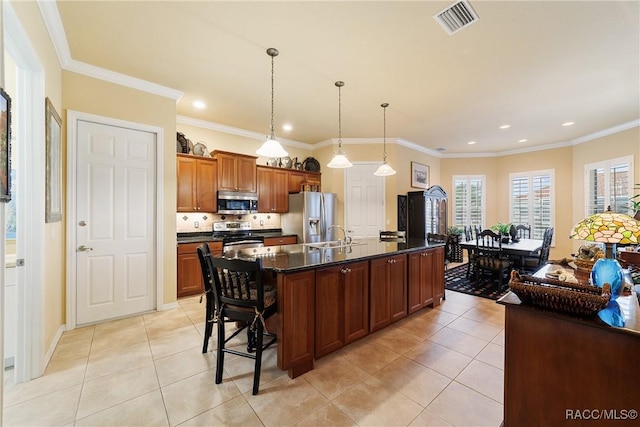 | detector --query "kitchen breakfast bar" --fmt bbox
[251,237,446,378]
